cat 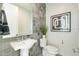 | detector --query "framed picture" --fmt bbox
[50,12,71,32]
